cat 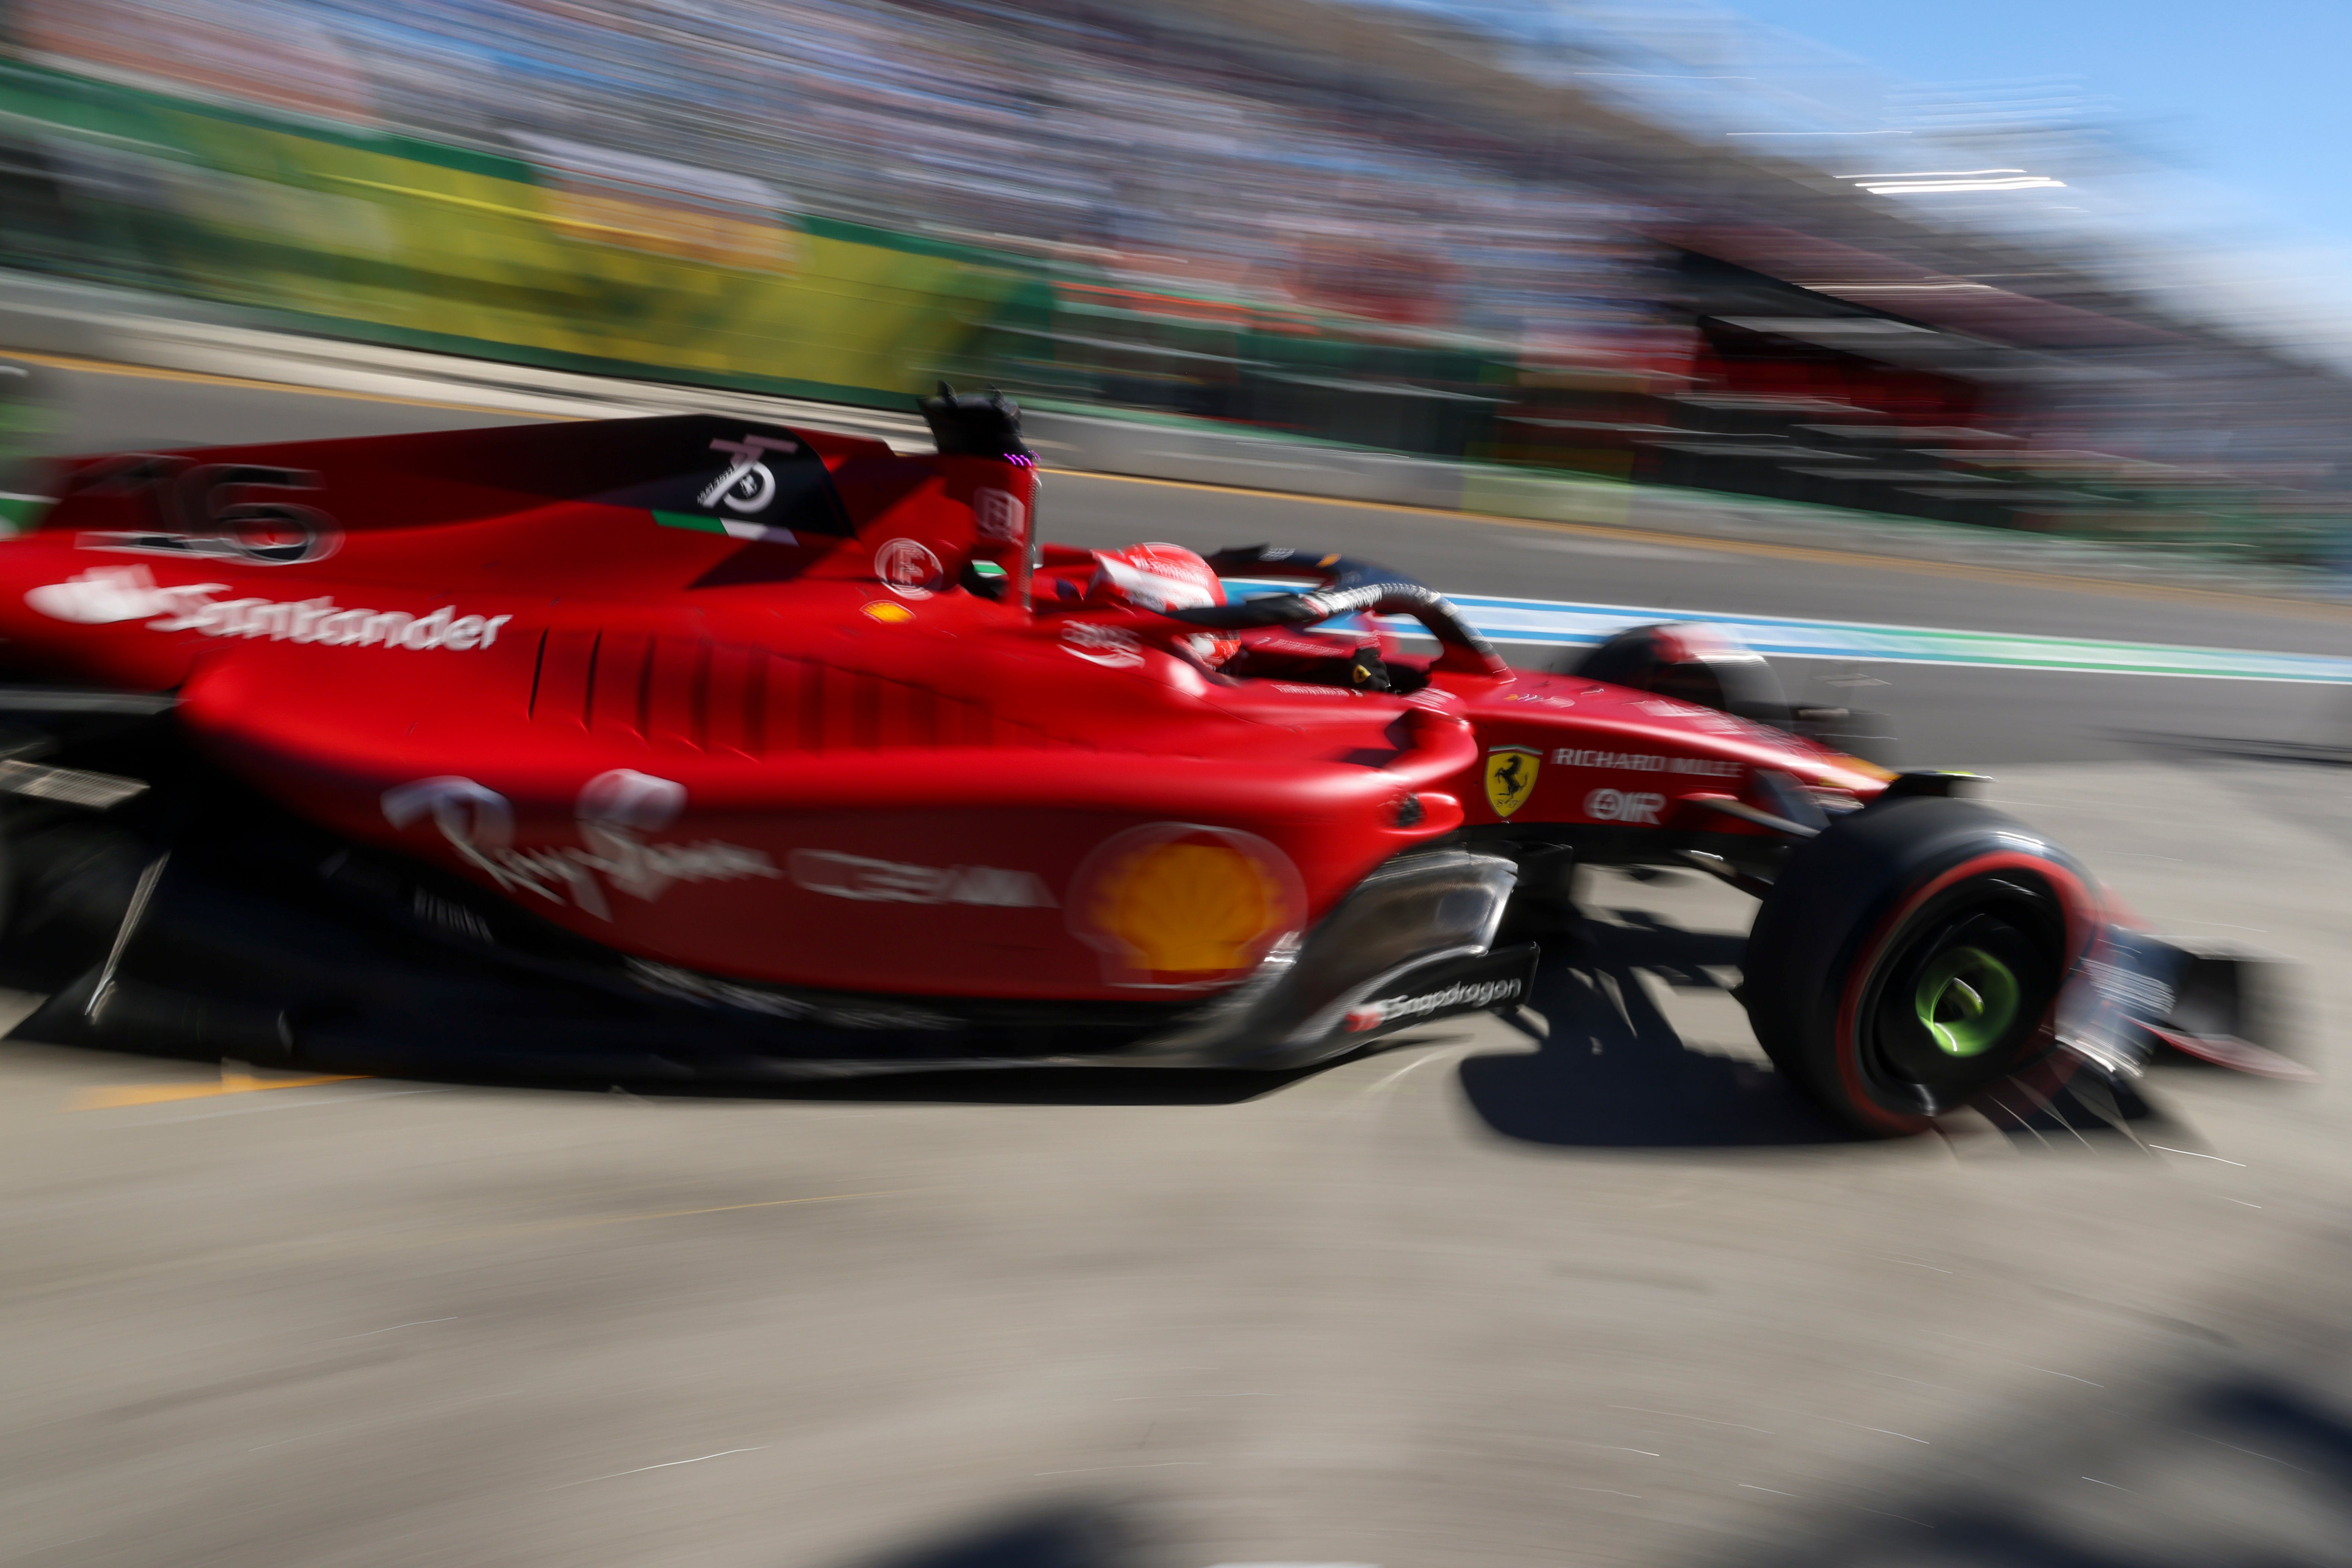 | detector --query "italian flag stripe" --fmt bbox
[653,510,795,545]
